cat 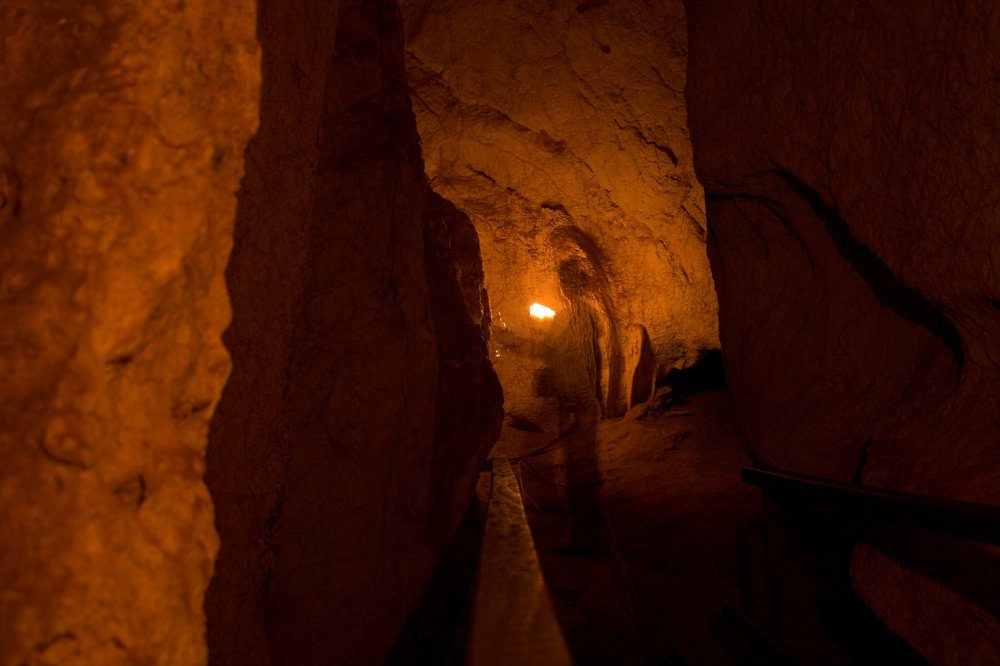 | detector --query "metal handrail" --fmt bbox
[742,464,1000,546]
[467,456,573,666]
